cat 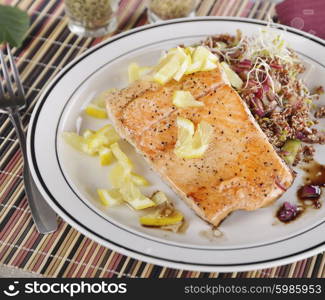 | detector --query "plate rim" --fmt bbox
[27,16,325,272]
